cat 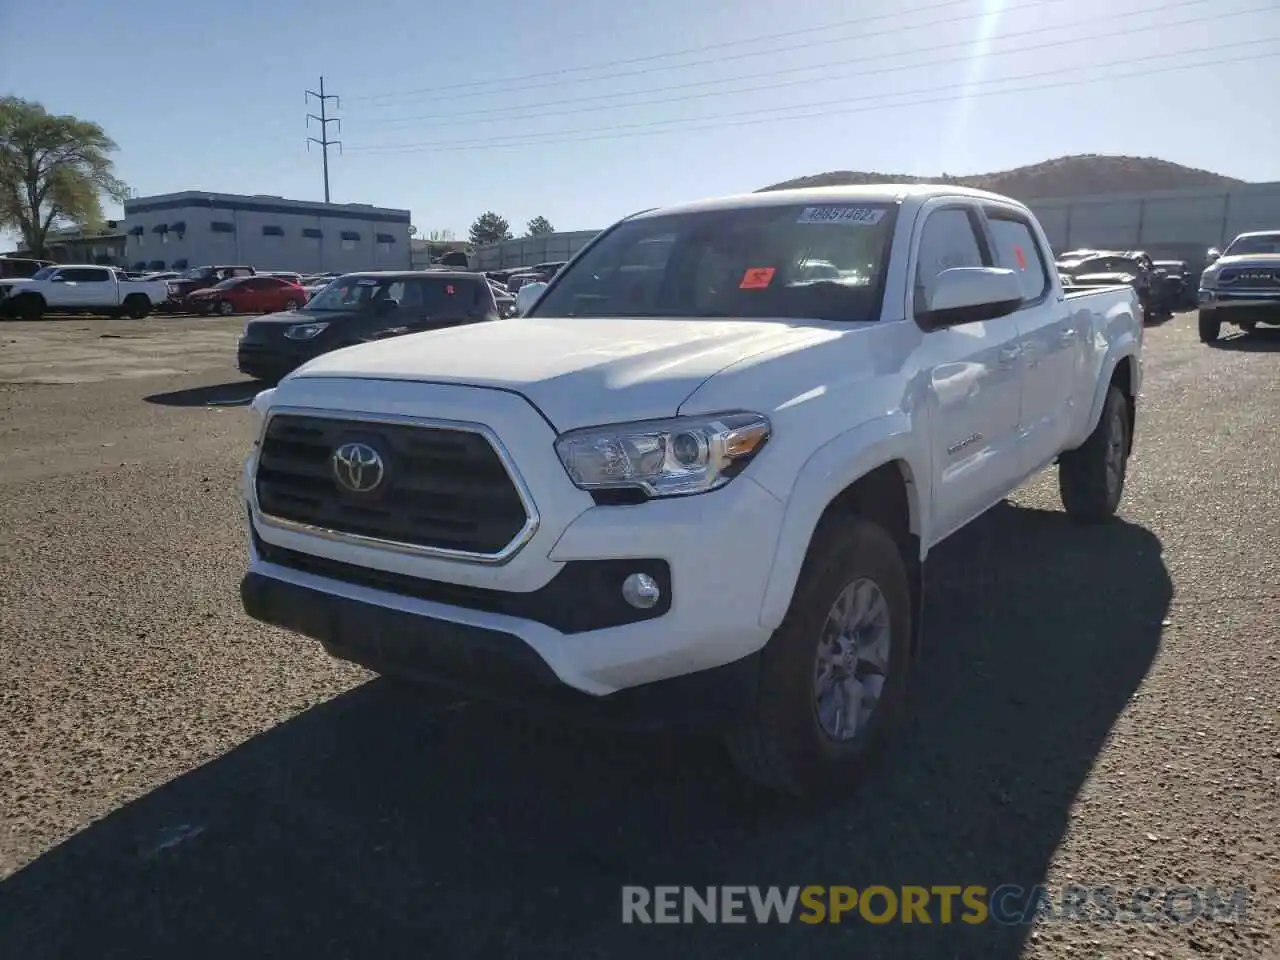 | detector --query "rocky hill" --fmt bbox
[757,154,1246,200]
